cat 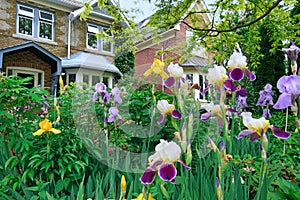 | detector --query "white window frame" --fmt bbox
[86,23,113,53]
[16,3,54,41]
[38,10,54,40]
[17,4,34,37]
[6,67,44,87]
